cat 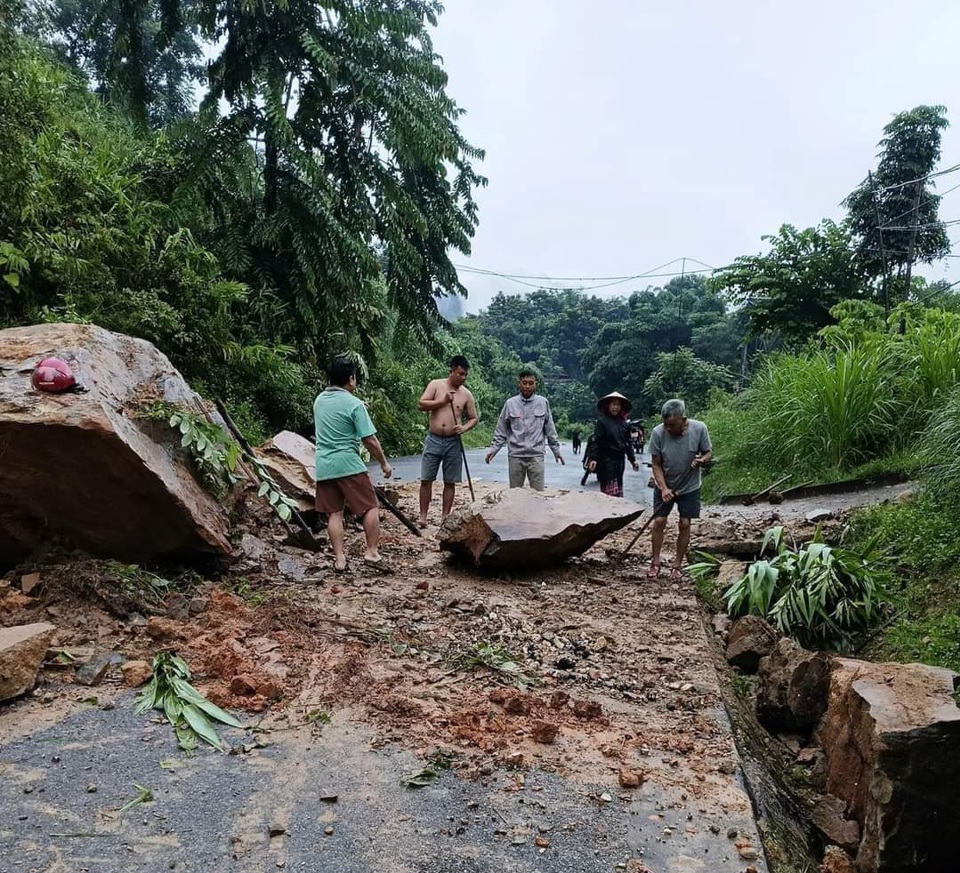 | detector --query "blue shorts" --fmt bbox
[653,488,701,519]
[420,433,463,483]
